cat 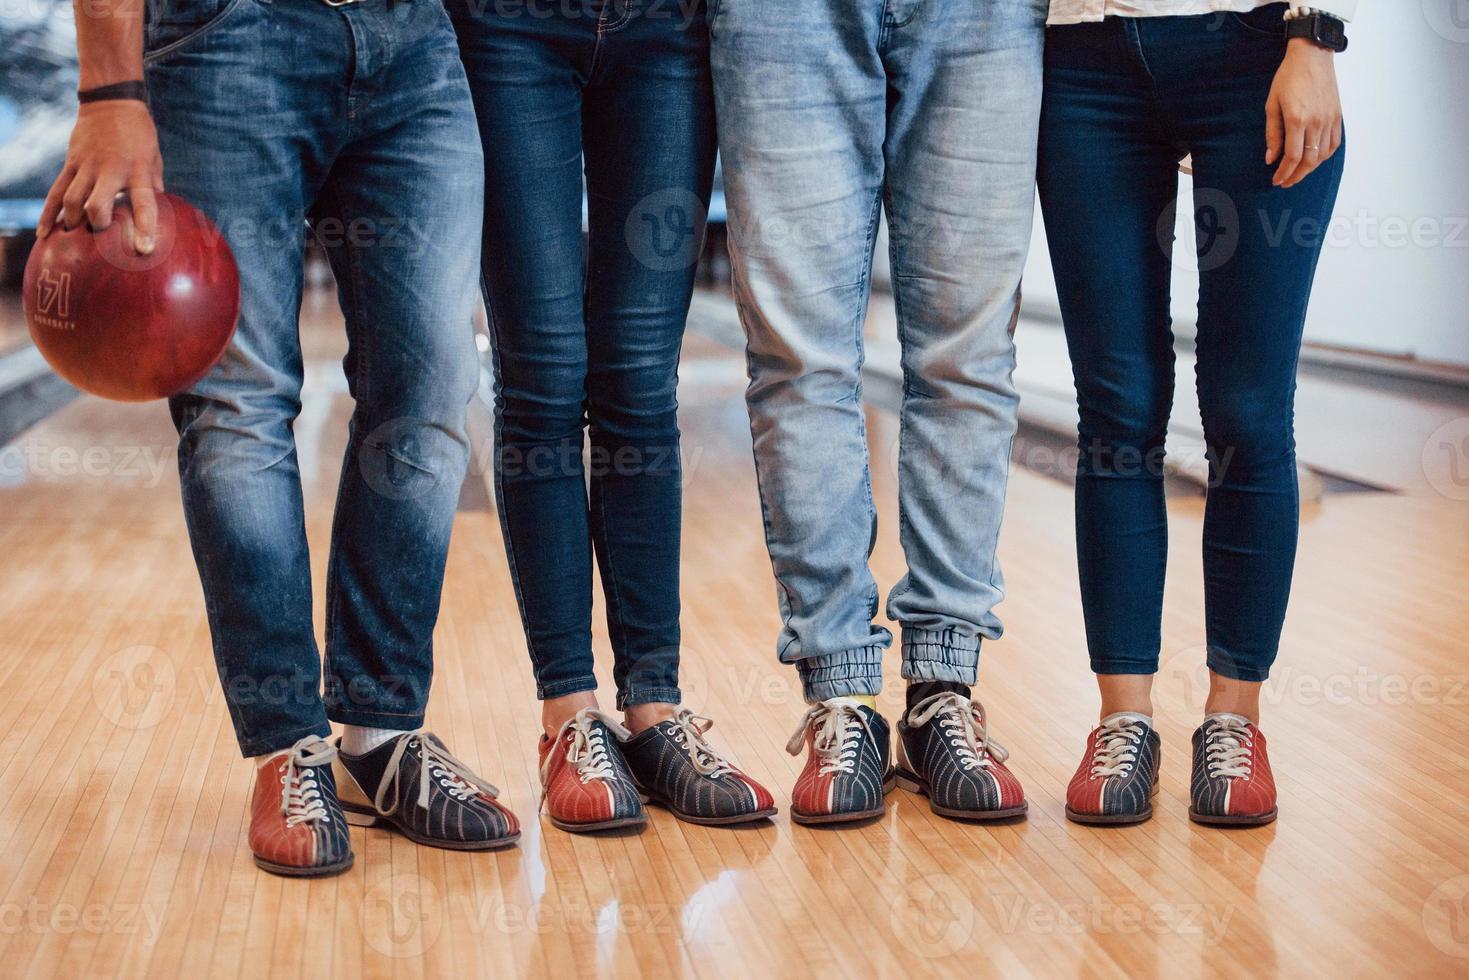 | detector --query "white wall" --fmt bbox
[1022,4,1469,369]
